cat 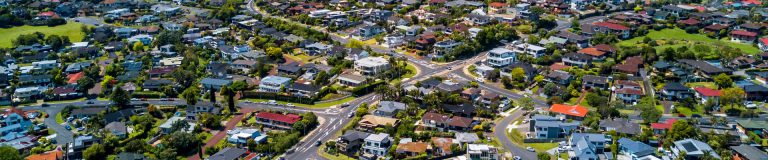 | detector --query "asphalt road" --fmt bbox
[494,108,537,160]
